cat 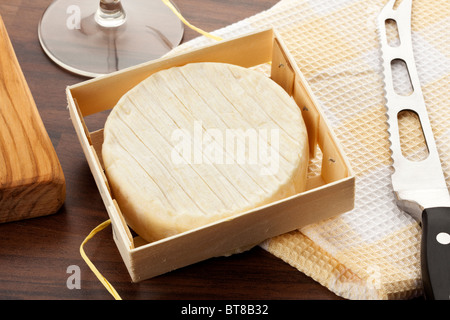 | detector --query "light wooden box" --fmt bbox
[67,28,355,282]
